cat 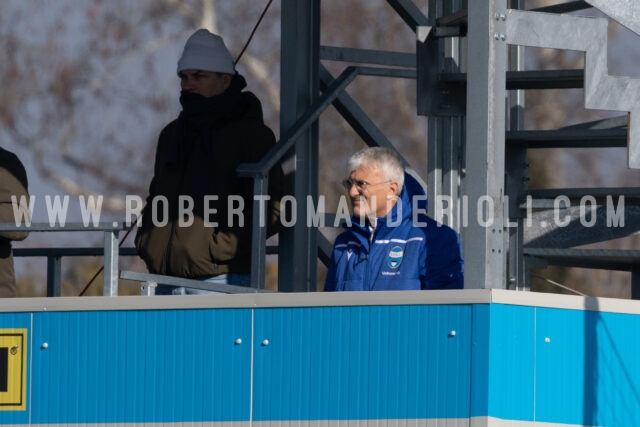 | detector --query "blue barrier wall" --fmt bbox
[0,290,638,426]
